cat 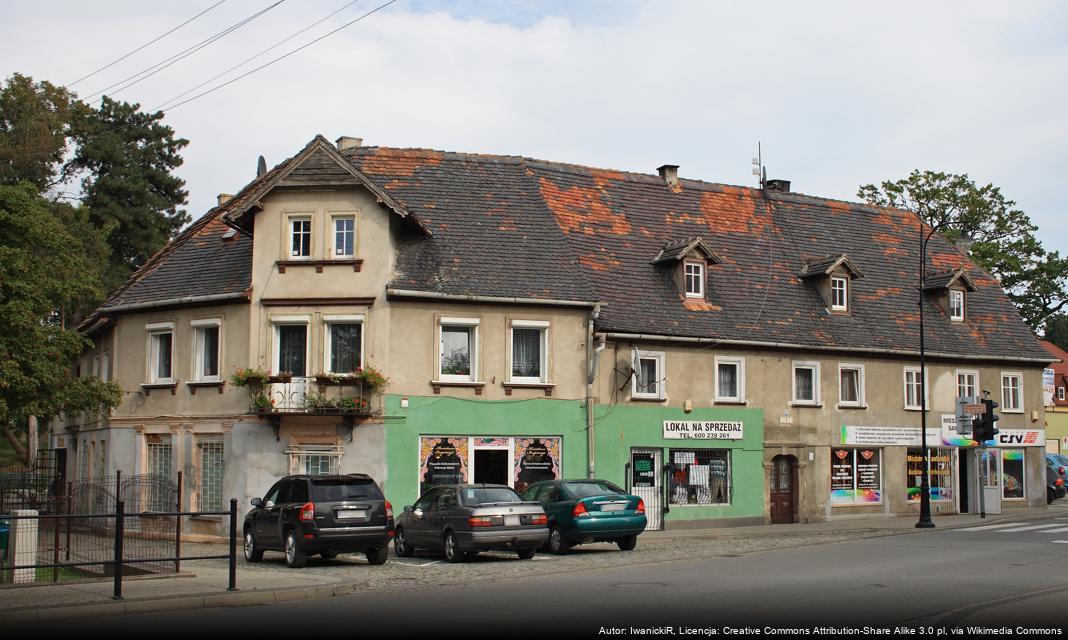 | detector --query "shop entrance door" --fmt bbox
[629,448,663,531]
[769,455,798,524]
[980,448,1002,515]
[473,449,510,485]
